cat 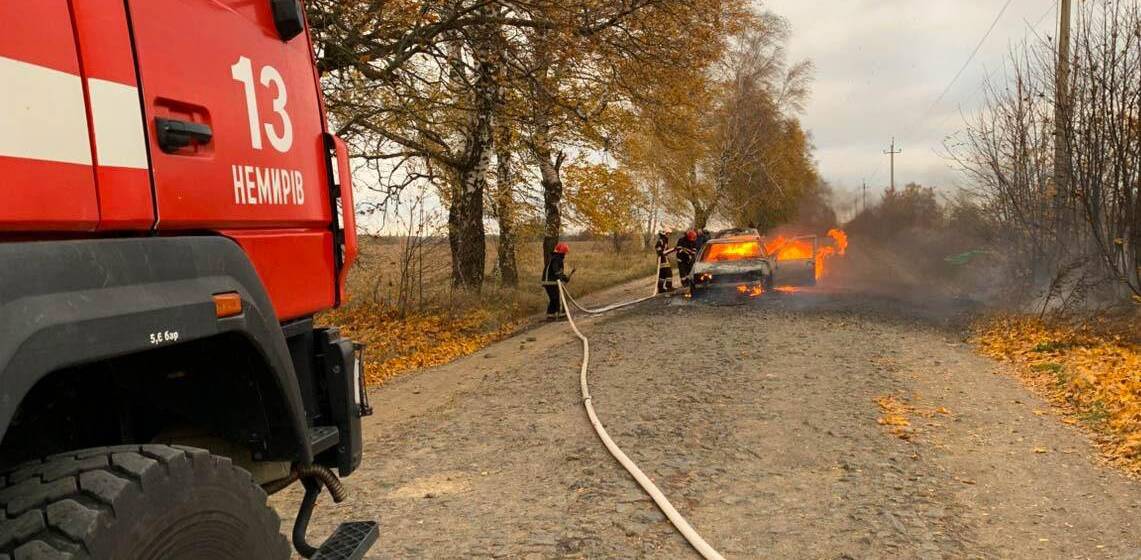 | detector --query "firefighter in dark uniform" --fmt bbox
[655,231,675,292]
[676,229,698,287]
[541,242,571,320]
[696,228,710,252]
